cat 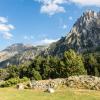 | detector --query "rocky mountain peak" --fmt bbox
[45,10,100,56]
[73,10,98,28]
[83,10,98,19]
[67,11,100,52]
